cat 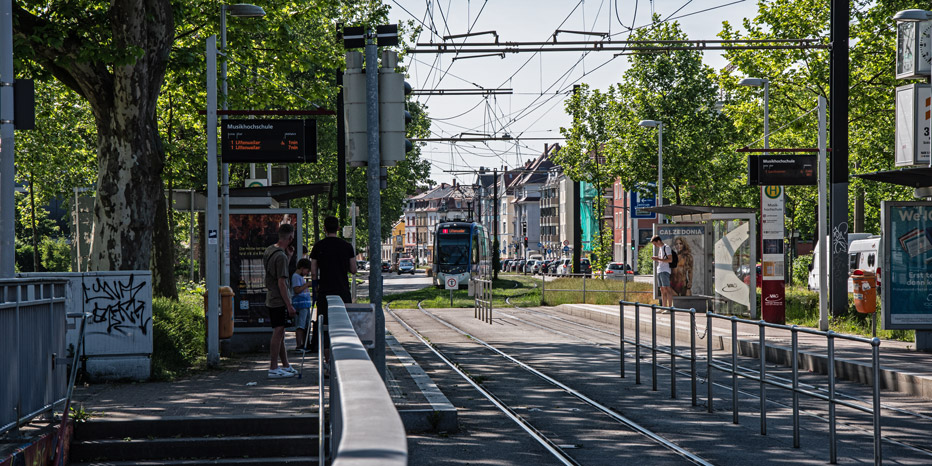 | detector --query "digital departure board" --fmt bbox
[221,119,317,163]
